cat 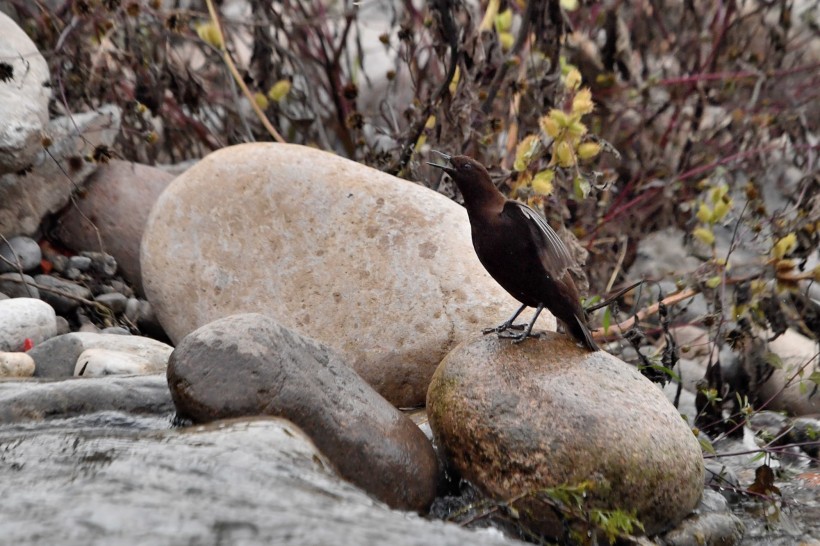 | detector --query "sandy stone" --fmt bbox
[0,352,35,377]
[427,333,705,538]
[141,143,553,407]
